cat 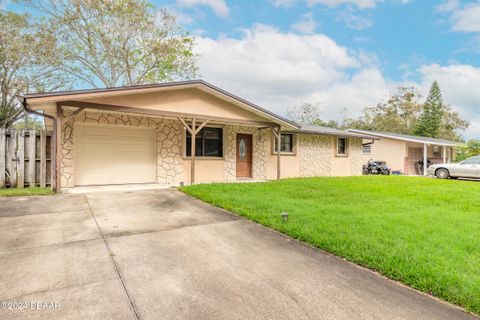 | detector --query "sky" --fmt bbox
[5,0,480,139]
[154,0,480,139]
